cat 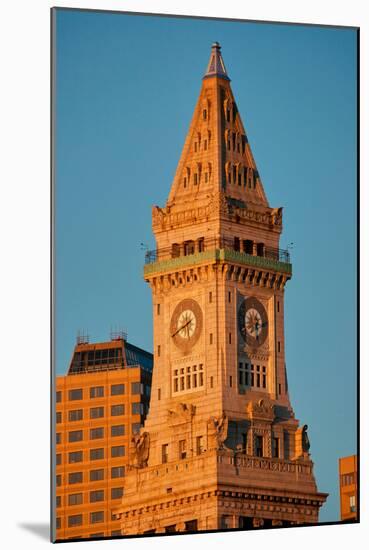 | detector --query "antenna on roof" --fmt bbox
[76,329,89,345]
